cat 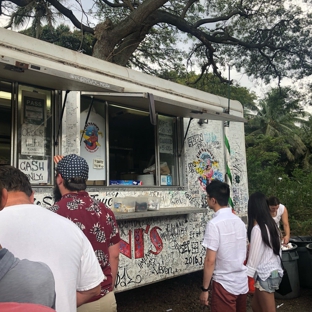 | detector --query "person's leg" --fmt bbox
[255,290,276,312]
[210,281,236,312]
[251,288,262,312]
[236,292,247,312]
